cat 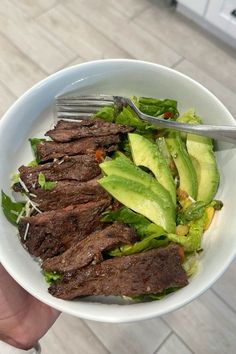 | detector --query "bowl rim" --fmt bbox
[0,58,236,323]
